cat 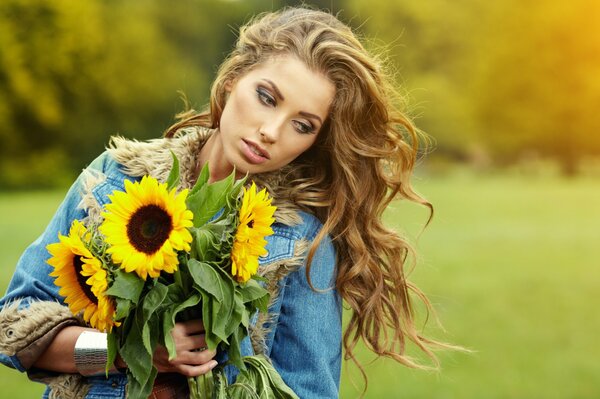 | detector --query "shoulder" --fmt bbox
[81,151,135,208]
[273,210,324,242]
[261,211,336,288]
[87,151,130,183]
[264,211,326,260]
